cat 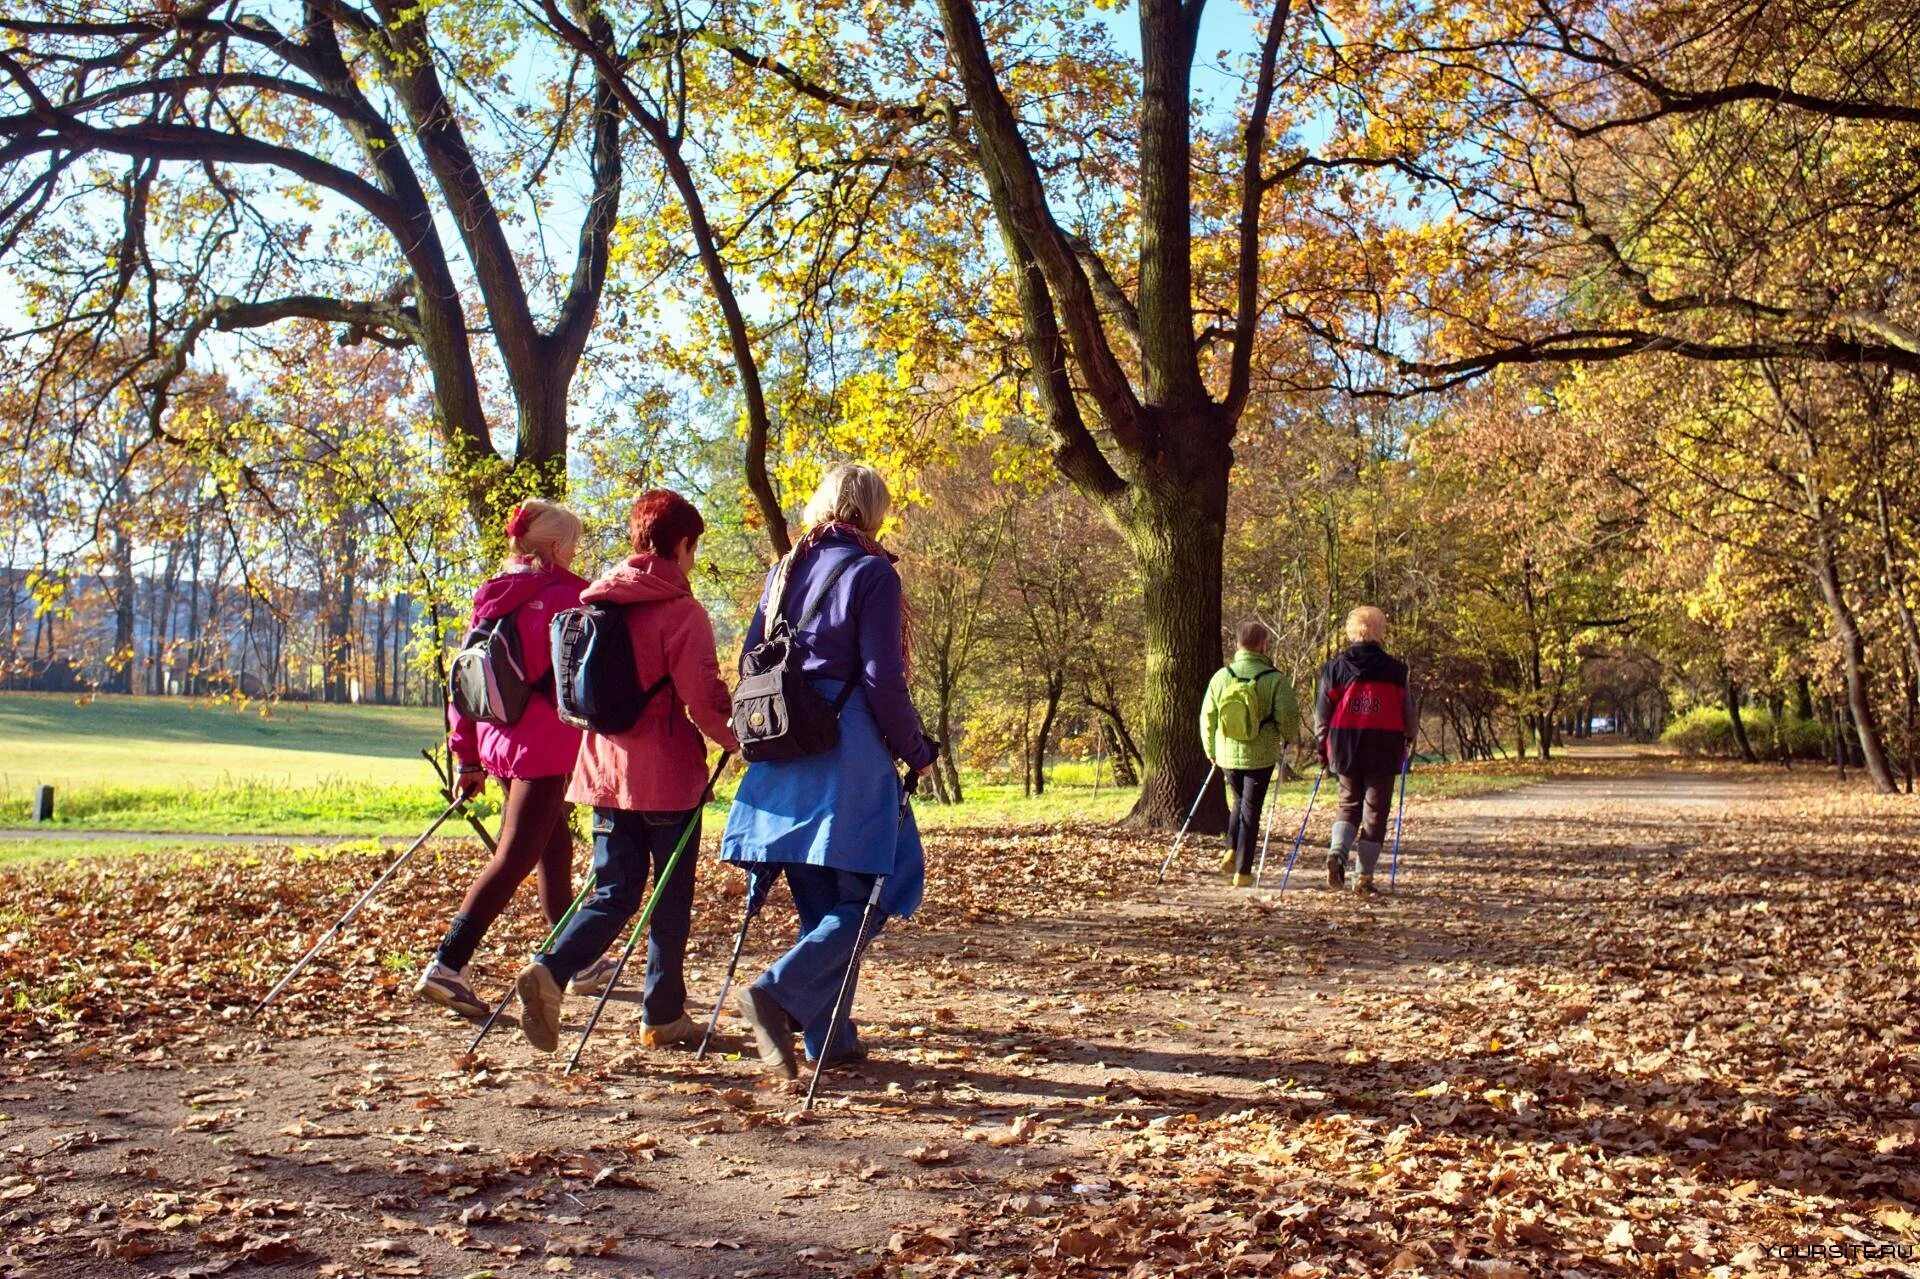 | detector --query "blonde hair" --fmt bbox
[802,462,892,534]
[1345,605,1388,644]
[505,498,584,571]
